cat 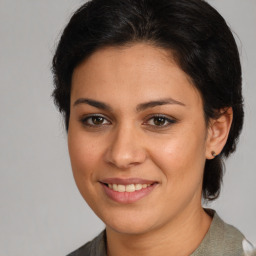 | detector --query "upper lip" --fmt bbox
[100,178,158,185]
